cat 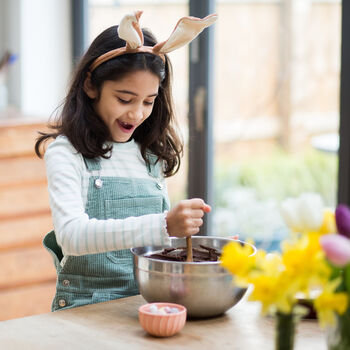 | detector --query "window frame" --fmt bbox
[338,0,350,205]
